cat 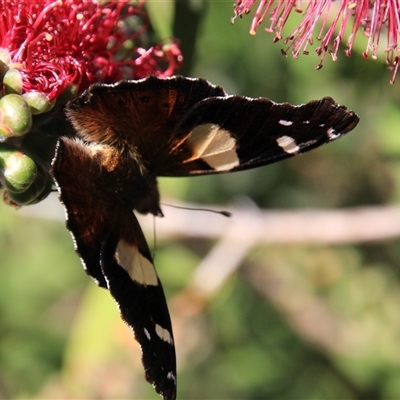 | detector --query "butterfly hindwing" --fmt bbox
[51,137,177,400]
[100,219,176,400]
[52,137,107,287]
